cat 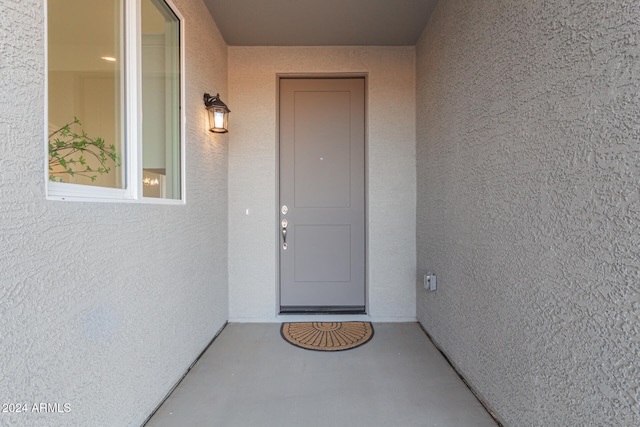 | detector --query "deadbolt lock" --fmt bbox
[281,205,288,215]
